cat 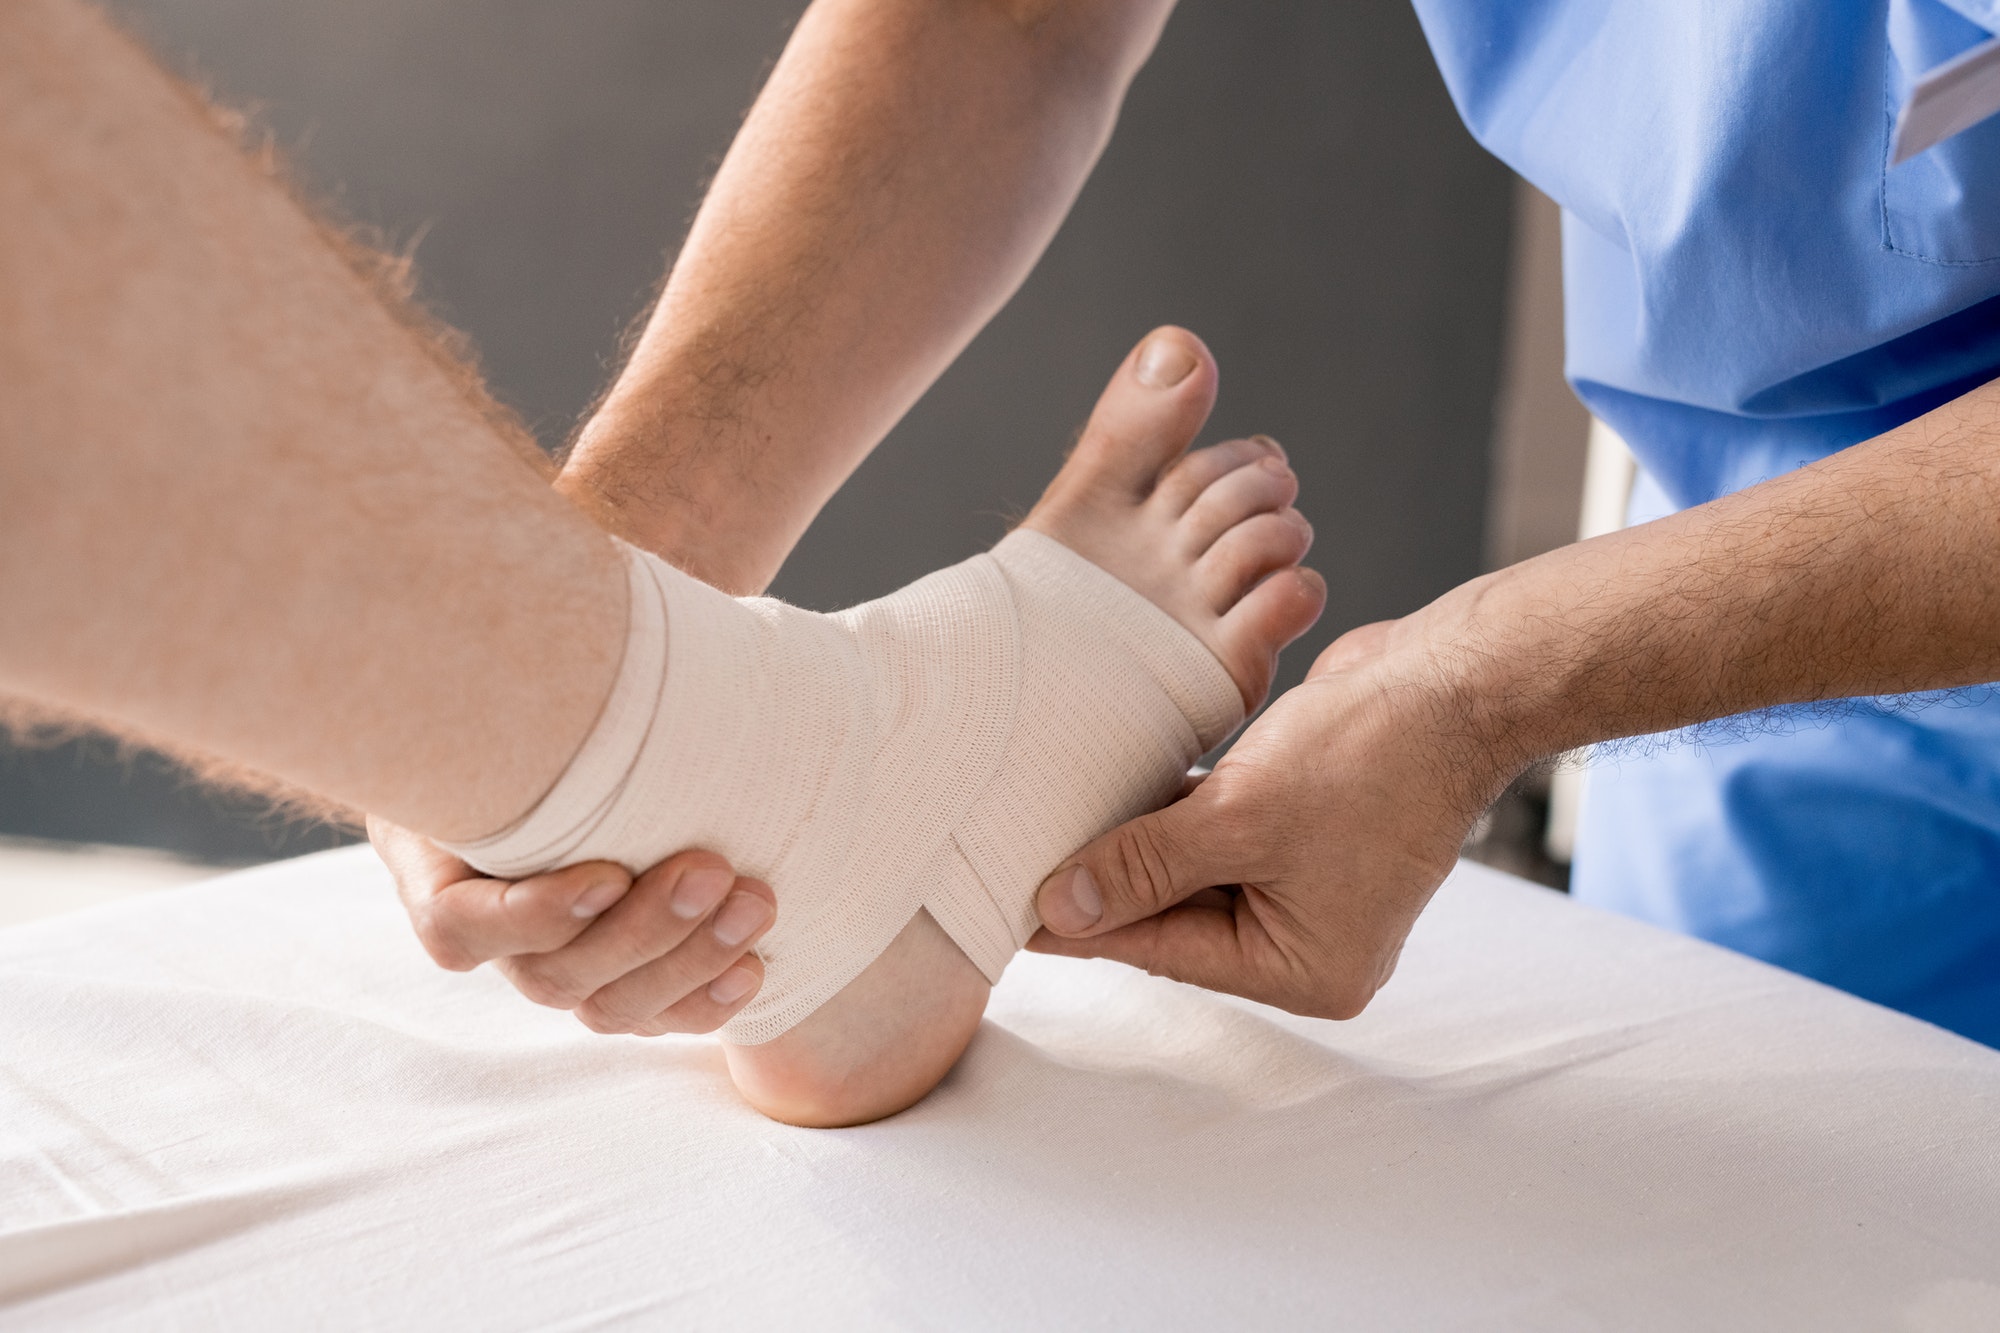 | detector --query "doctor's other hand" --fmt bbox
[368,817,773,1036]
[1028,614,1525,1020]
